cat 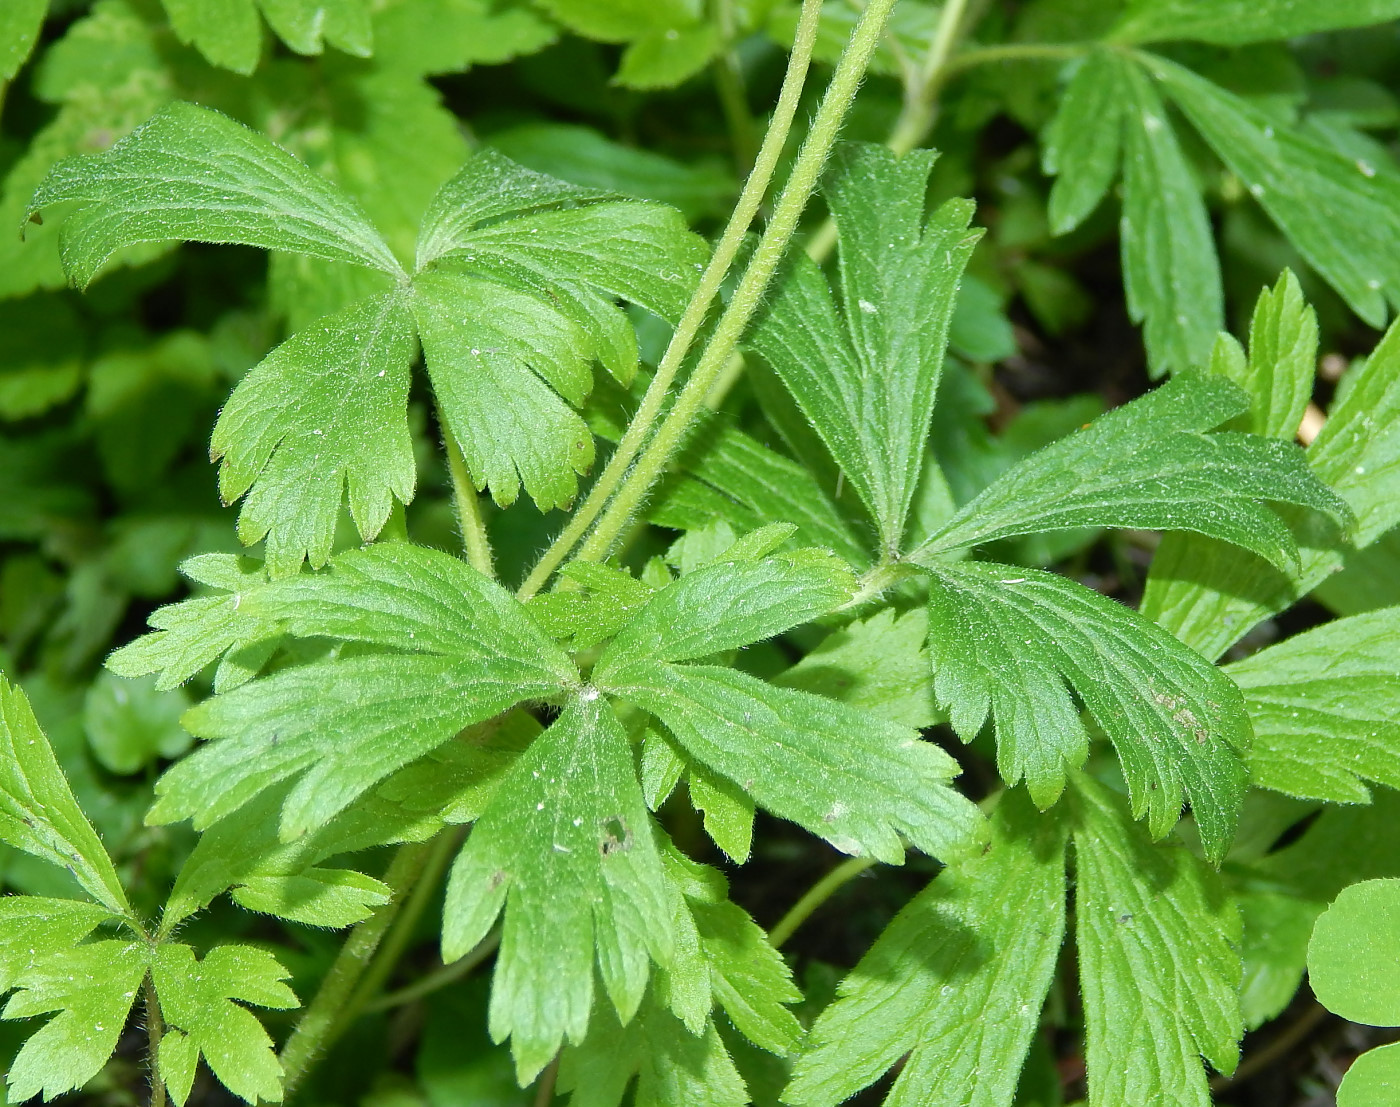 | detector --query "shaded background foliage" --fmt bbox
[5,1,1400,1104]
